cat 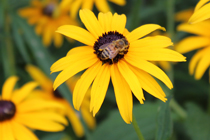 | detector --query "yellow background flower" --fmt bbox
[19,0,78,48]
[51,9,186,123]
[0,76,67,140]
[26,65,96,137]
